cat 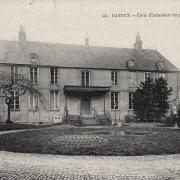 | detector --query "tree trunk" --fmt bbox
[6,100,12,123]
